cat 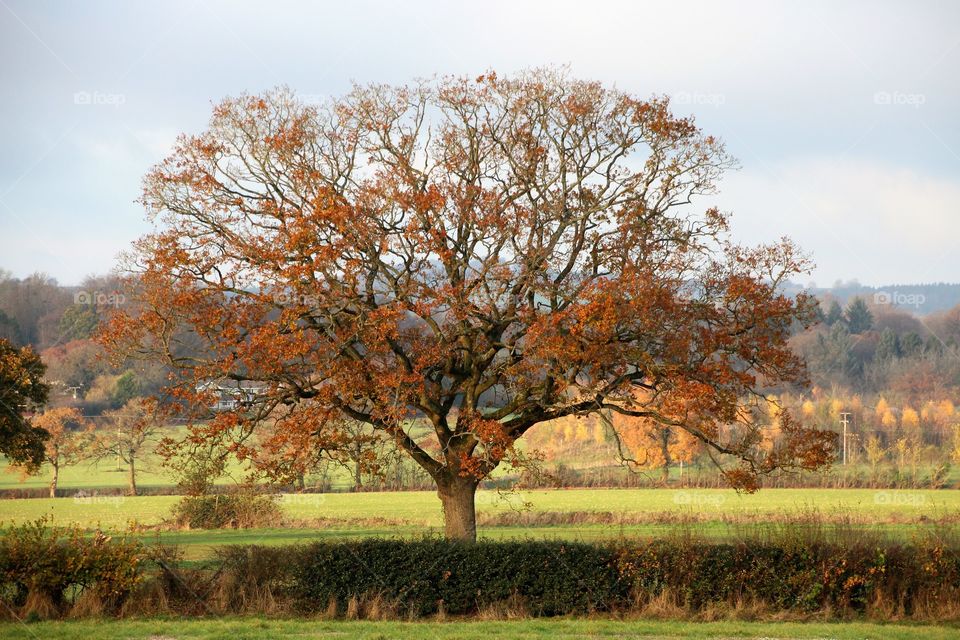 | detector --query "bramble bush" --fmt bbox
[0,518,145,618]
[170,492,283,529]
